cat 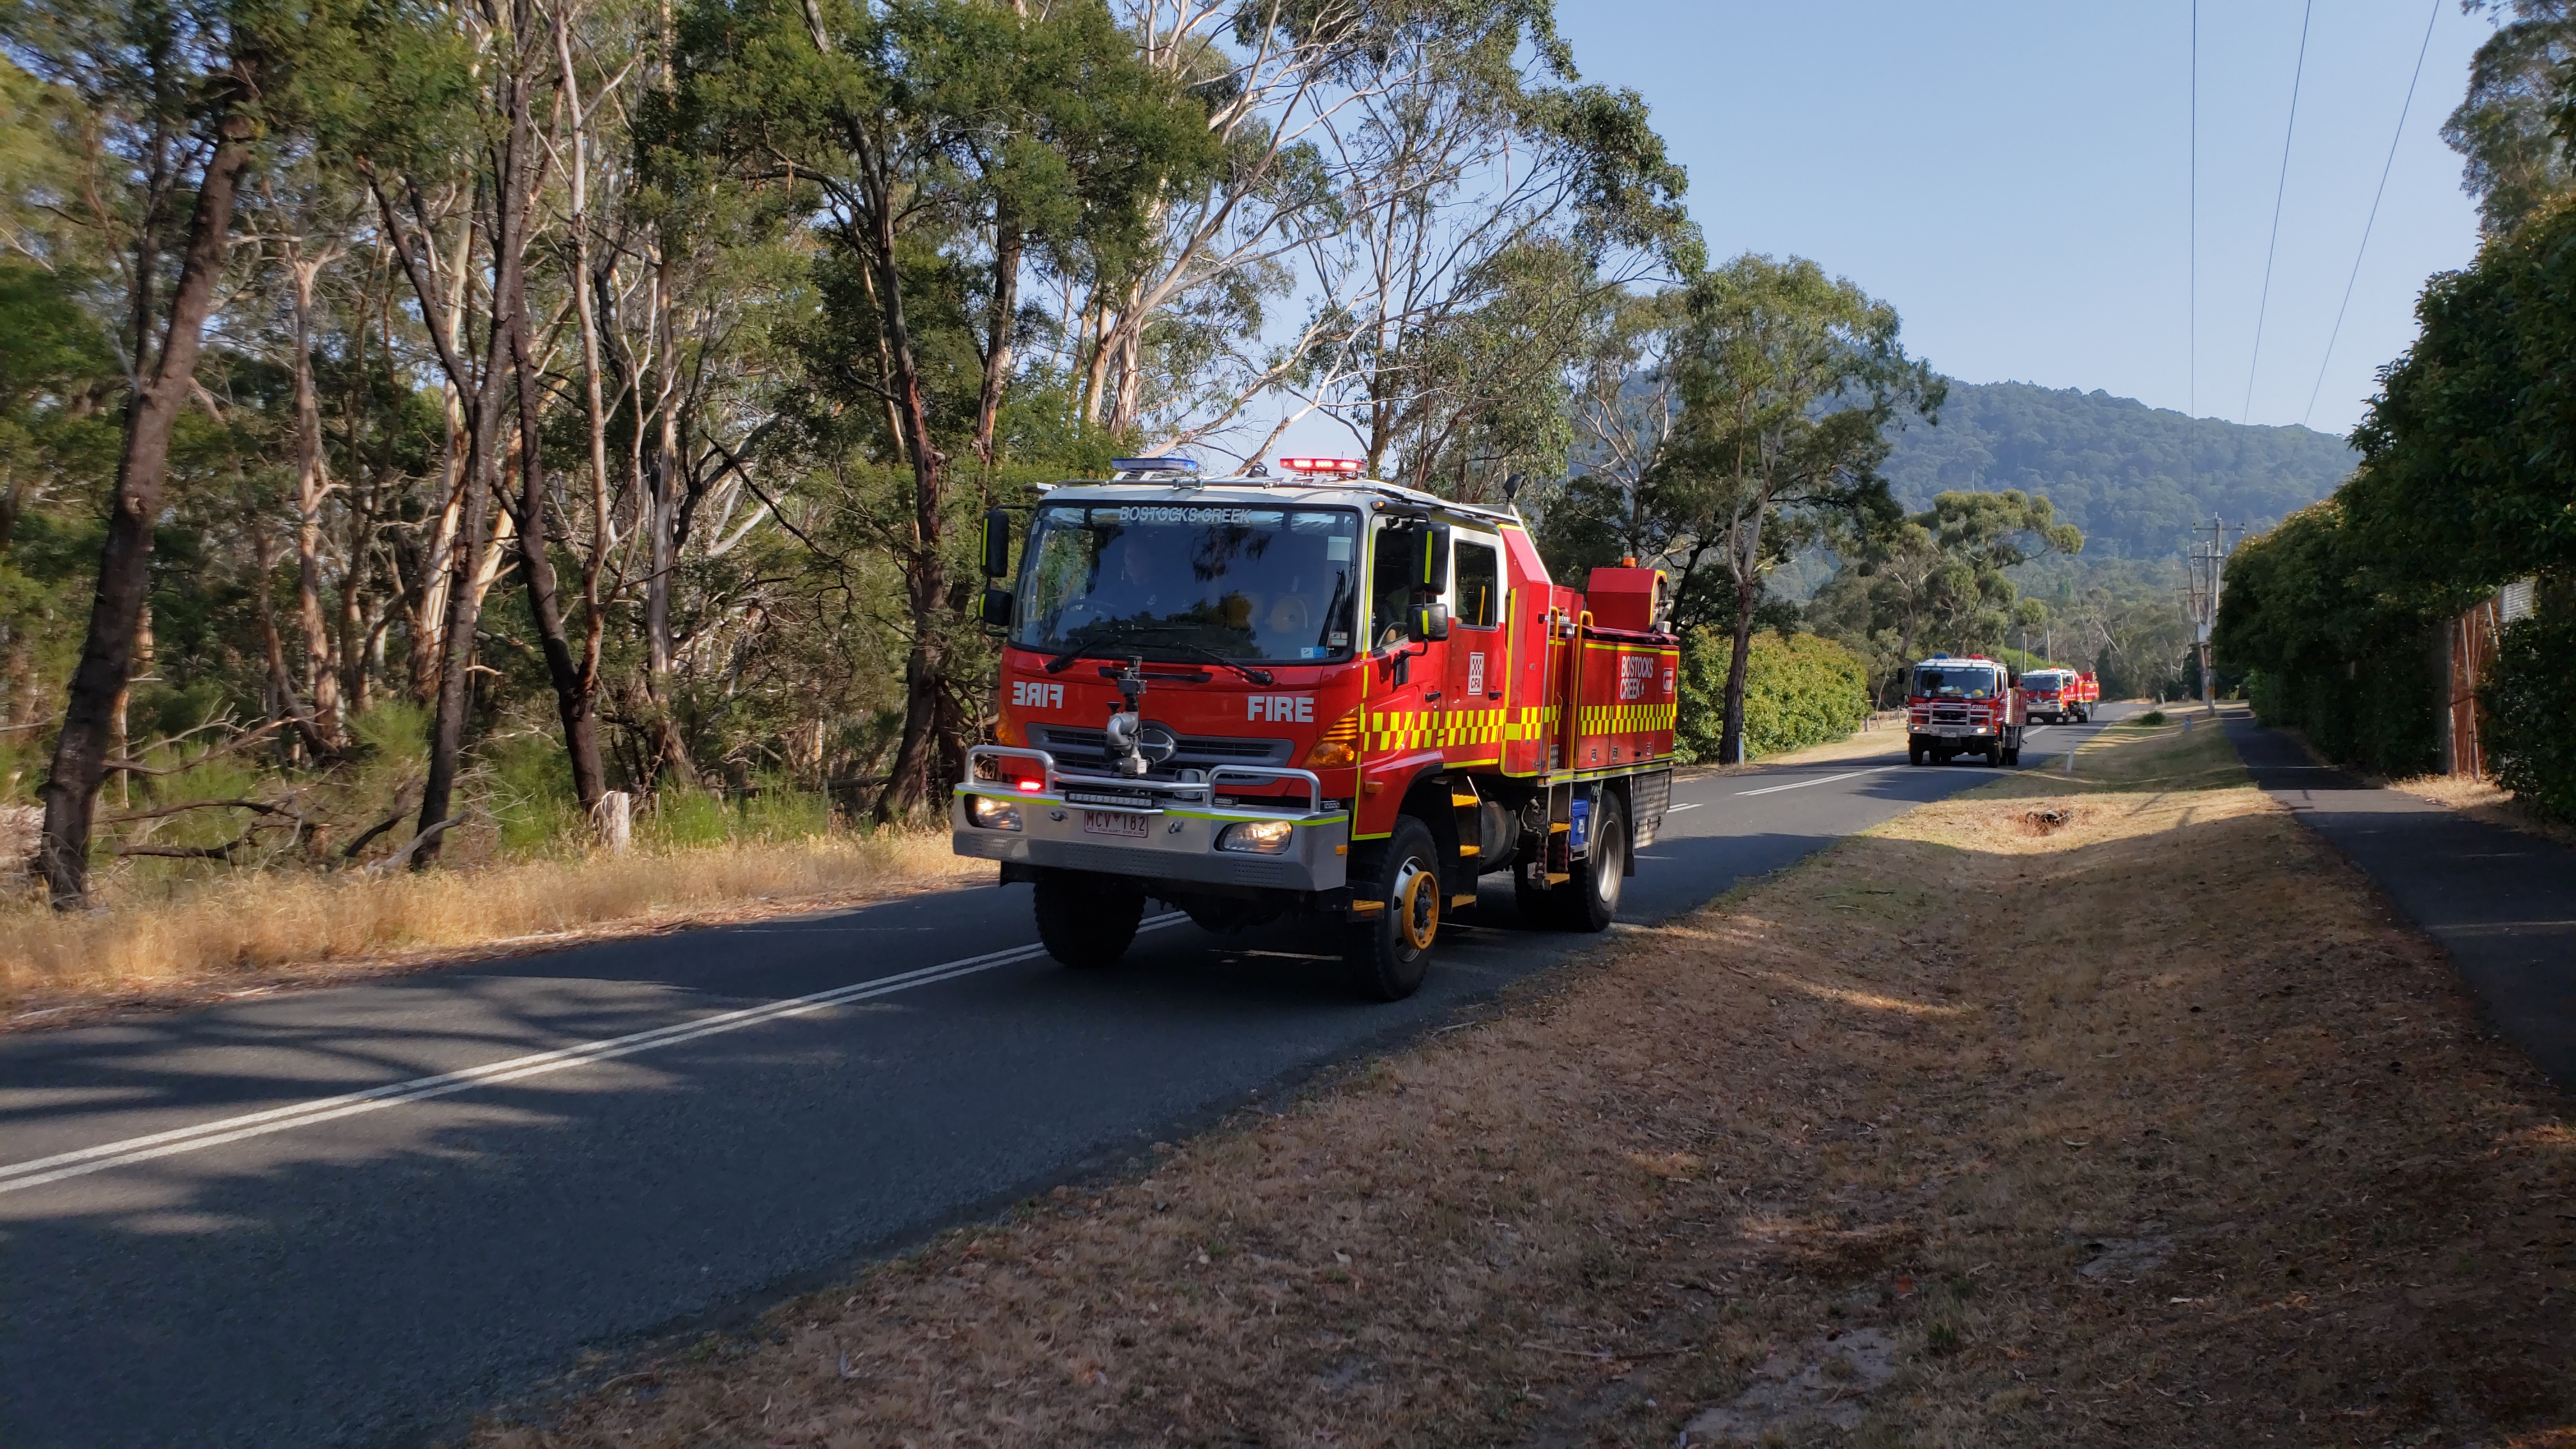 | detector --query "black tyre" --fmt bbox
[1346,816,1442,1001]
[1982,743,2002,767]
[1908,743,1925,766]
[1032,870,1144,969]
